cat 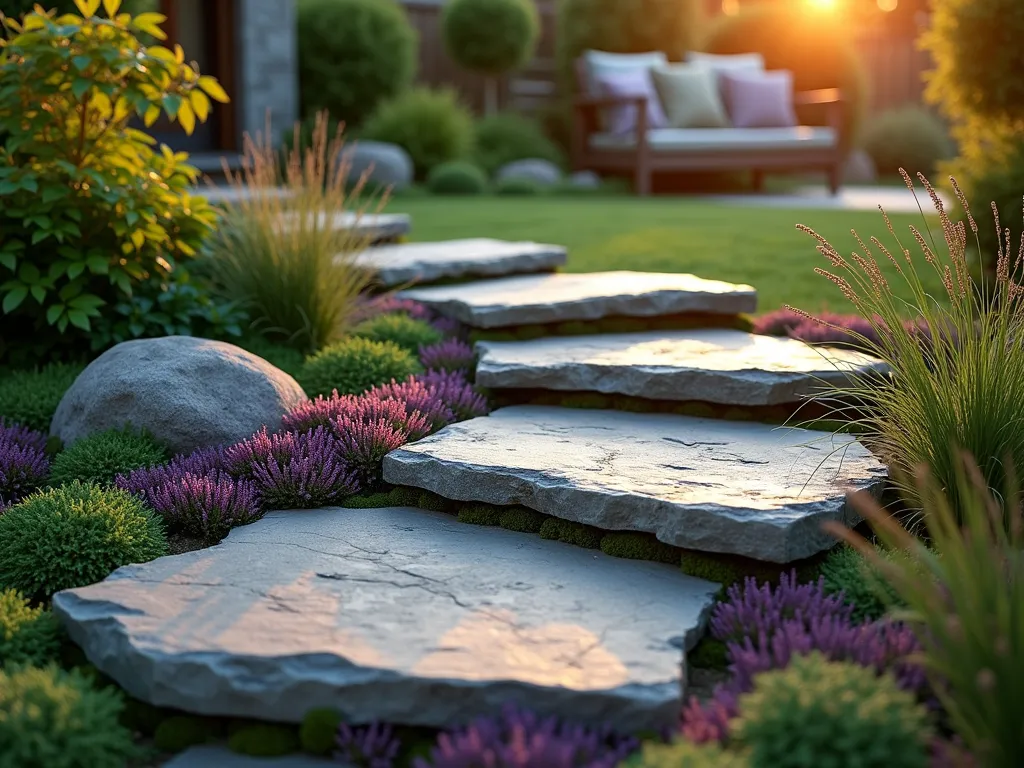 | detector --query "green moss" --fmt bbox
[539,517,603,549]
[688,637,729,671]
[498,506,548,533]
[341,491,396,509]
[610,395,657,413]
[600,532,681,565]
[154,715,221,753]
[457,504,502,526]
[387,486,423,506]
[300,708,344,756]
[554,320,592,336]
[672,402,719,419]
[560,392,611,410]
[680,550,784,588]
[119,698,168,737]
[722,407,754,422]
[417,490,454,513]
[227,723,300,757]
[596,316,648,334]
[514,324,547,340]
